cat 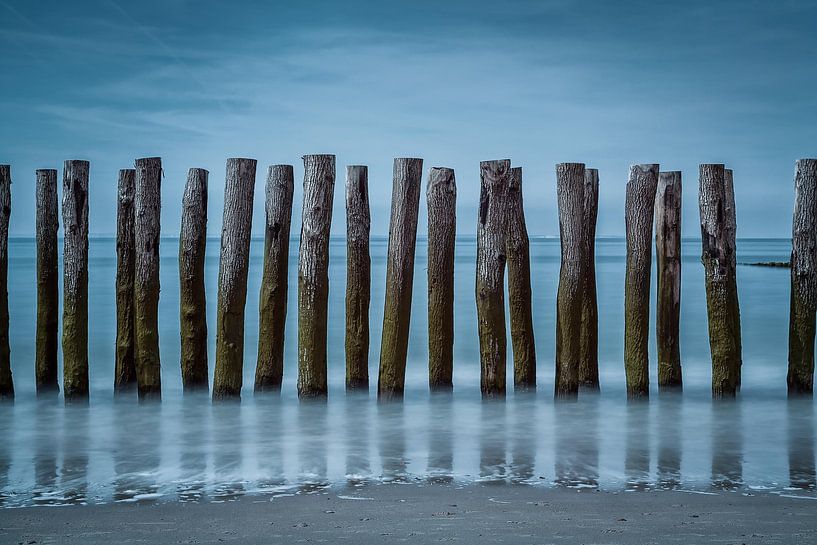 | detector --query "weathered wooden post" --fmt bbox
[62,160,90,402]
[624,163,659,399]
[179,168,209,393]
[427,167,456,392]
[476,159,511,398]
[377,158,423,400]
[213,159,256,400]
[555,162,586,399]
[345,165,370,391]
[507,166,536,392]
[114,169,136,394]
[36,168,59,396]
[579,168,599,390]
[788,159,817,395]
[134,157,162,401]
[0,165,11,400]
[255,165,294,393]
[655,171,682,391]
[724,168,742,389]
[699,163,741,398]
[298,154,335,398]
